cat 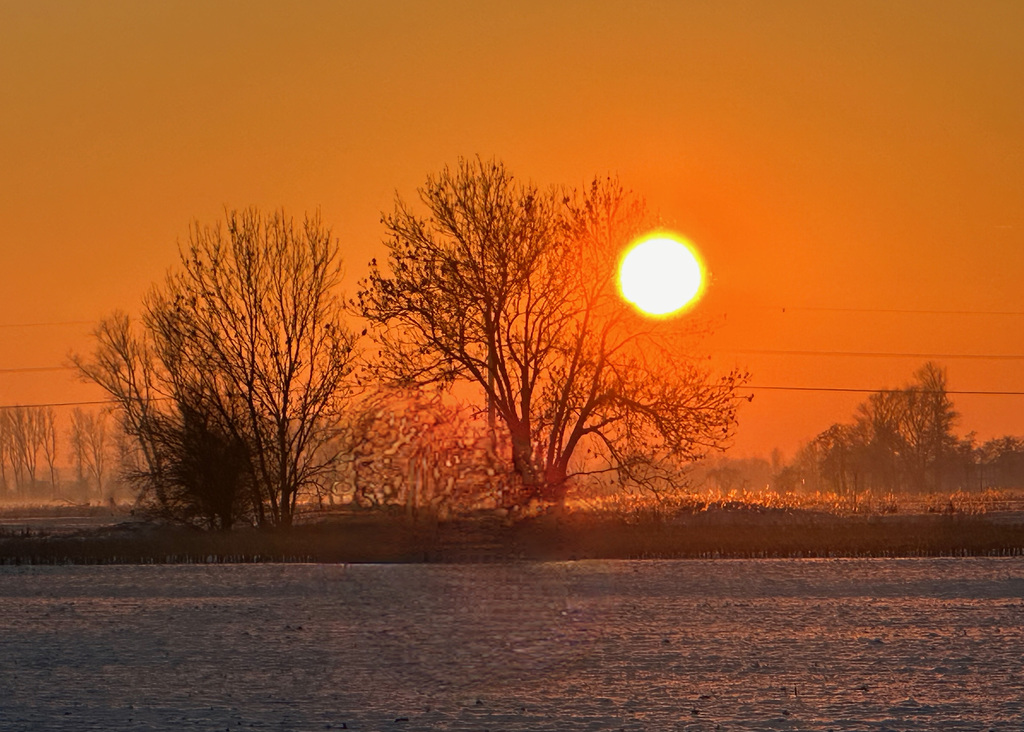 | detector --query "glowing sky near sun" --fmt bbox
[1,0,1022,456]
